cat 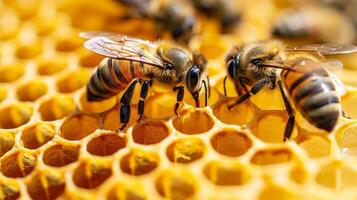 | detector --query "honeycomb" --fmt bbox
[1,0,357,199]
